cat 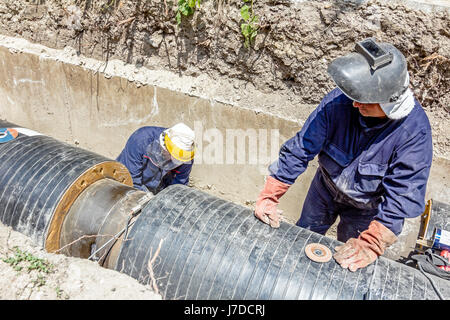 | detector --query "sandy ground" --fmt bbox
[0,220,161,300]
